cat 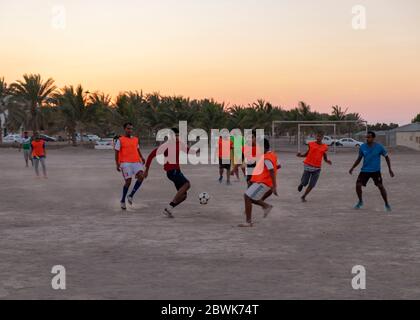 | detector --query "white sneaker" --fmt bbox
[163,207,174,218]
[127,196,133,206]
[121,202,127,210]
